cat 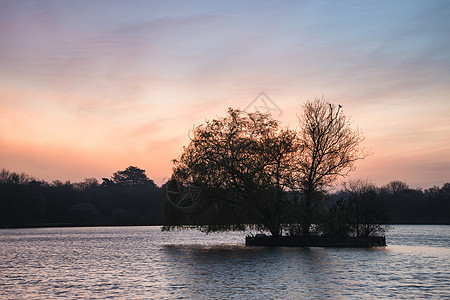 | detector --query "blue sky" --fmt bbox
[1,0,449,188]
